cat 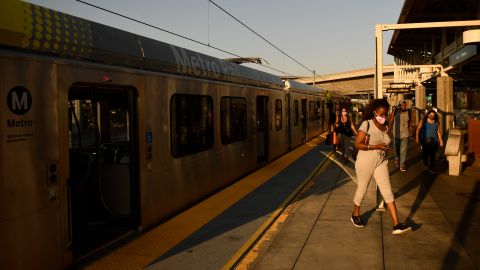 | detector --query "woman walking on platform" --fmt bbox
[334,107,357,162]
[351,99,411,235]
[415,110,444,175]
